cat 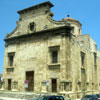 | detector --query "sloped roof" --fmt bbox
[64,17,81,25]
